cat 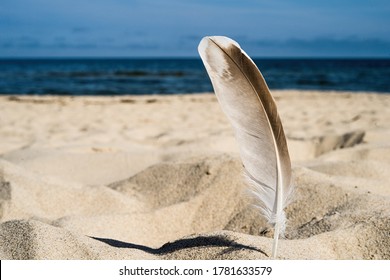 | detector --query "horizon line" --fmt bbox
[1,56,390,60]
